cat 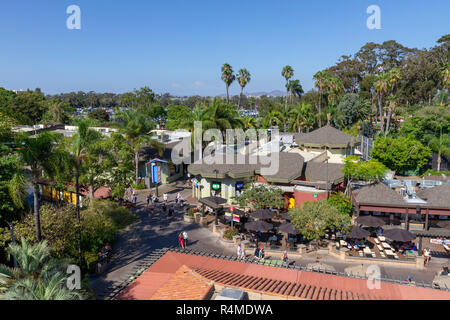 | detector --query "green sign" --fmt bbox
[313,194,318,198]
[212,183,221,190]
